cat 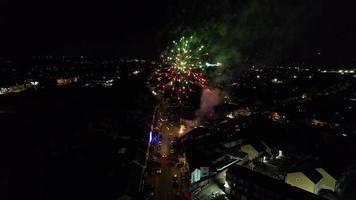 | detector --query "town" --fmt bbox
[1,56,355,200]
